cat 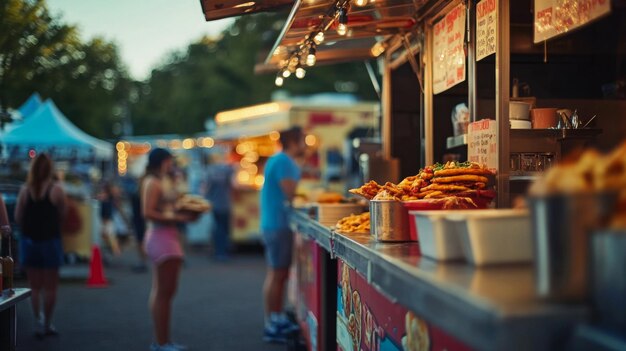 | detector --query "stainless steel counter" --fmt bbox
[291,210,589,351]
